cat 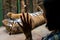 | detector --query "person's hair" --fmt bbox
[43,0,60,31]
